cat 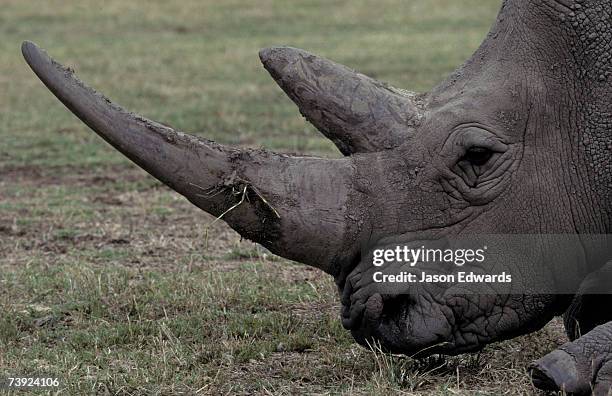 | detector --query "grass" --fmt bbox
[1,0,568,394]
